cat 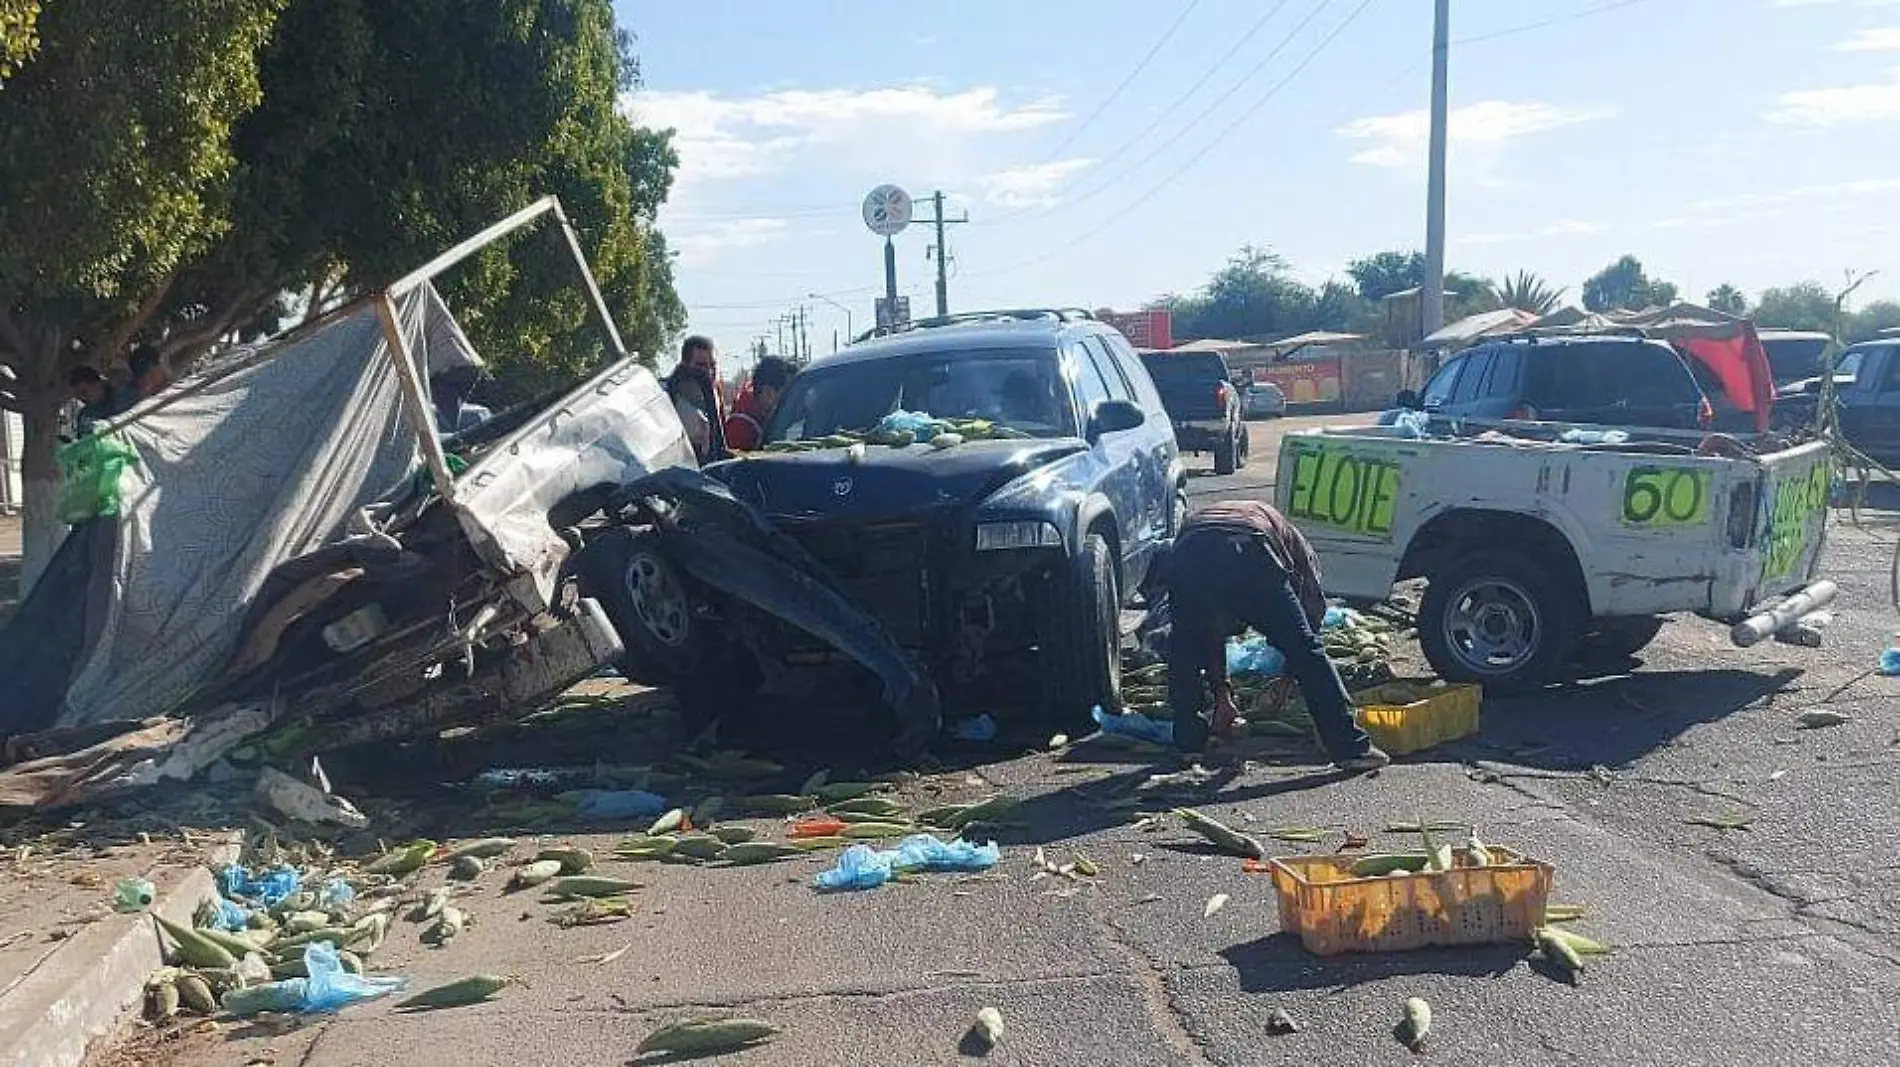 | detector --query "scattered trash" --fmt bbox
[1796,709,1851,729]
[1048,733,1069,749]
[951,714,998,742]
[969,1006,1005,1052]
[574,943,632,966]
[219,864,302,908]
[1399,996,1432,1053]
[1767,769,1787,782]
[222,943,406,1016]
[574,789,668,822]
[317,877,355,909]
[1092,704,1173,745]
[1882,633,1900,676]
[1203,893,1230,919]
[1266,1007,1302,1035]
[637,1017,780,1057]
[253,767,369,829]
[813,835,1001,891]
[647,808,686,836]
[1173,807,1265,859]
[1226,634,1287,677]
[113,877,155,913]
[395,974,519,1011]
[1558,427,1629,445]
